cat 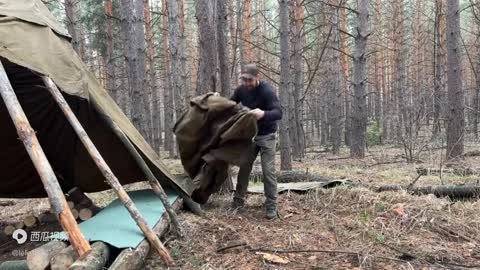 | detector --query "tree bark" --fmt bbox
[119,0,147,138]
[350,0,369,158]
[445,0,464,159]
[144,0,162,151]
[242,0,253,64]
[178,0,191,104]
[292,0,306,158]
[217,0,232,97]
[134,0,151,142]
[195,0,218,94]
[167,0,183,121]
[65,0,84,59]
[104,0,116,102]
[340,3,351,147]
[328,0,342,154]
[433,0,447,137]
[162,0,175,157]
[279,0,293,170]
